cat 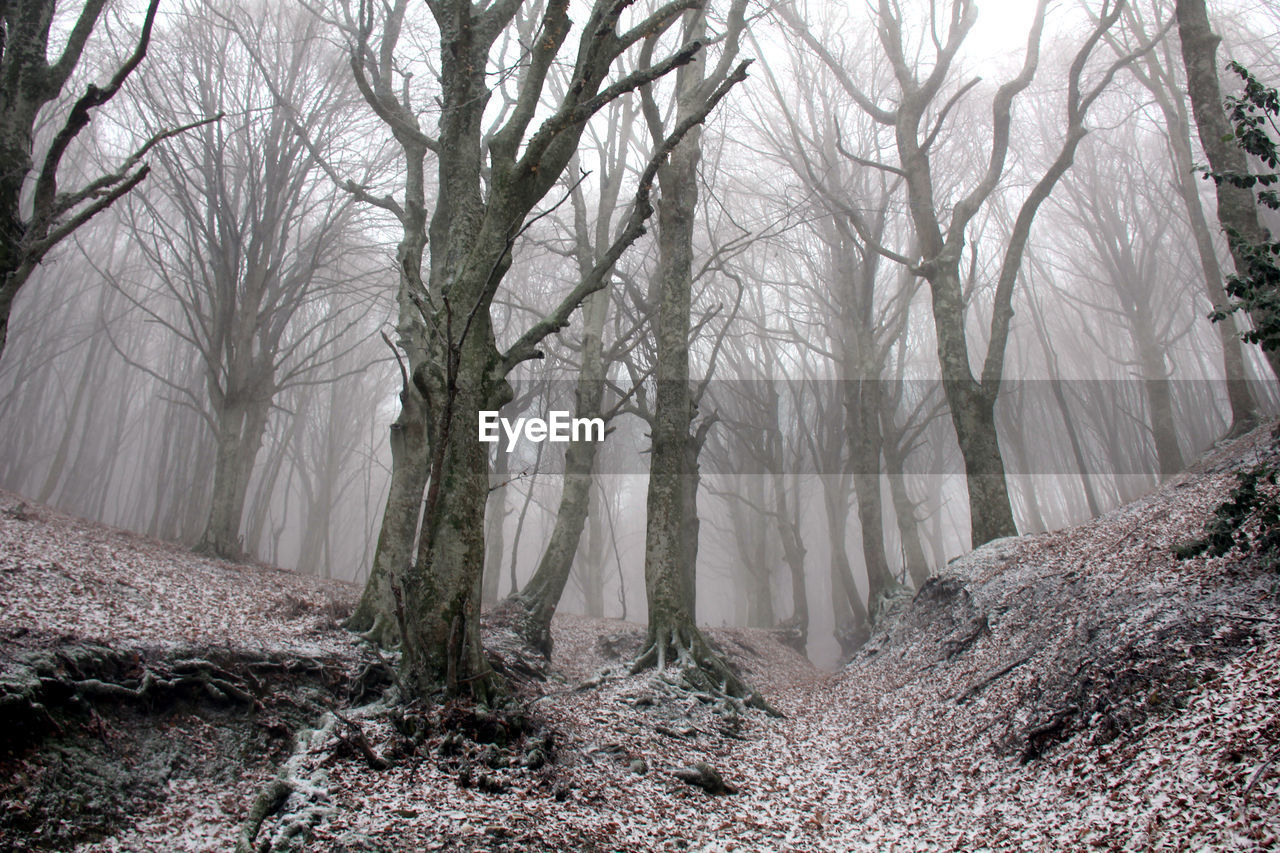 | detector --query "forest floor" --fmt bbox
[2,424,1280,851]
